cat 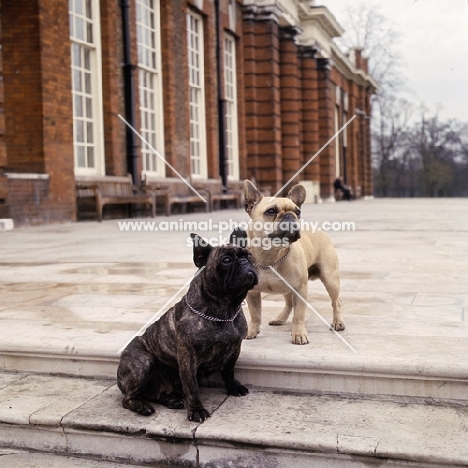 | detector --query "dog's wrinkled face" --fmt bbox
[190,233,258,300]
[244,180,306,244]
